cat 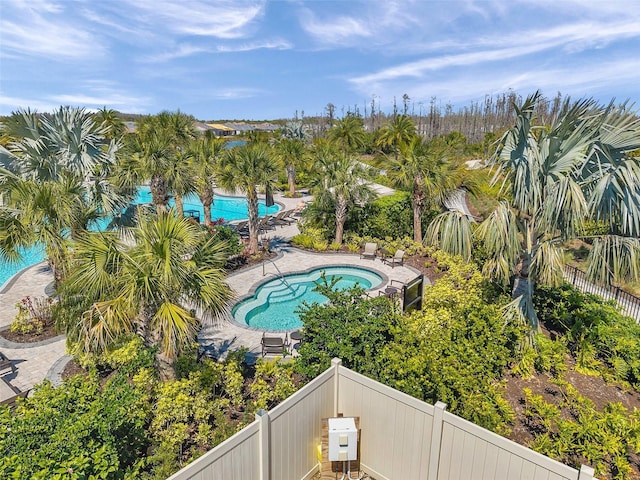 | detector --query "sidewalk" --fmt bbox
[0,262,67,393]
